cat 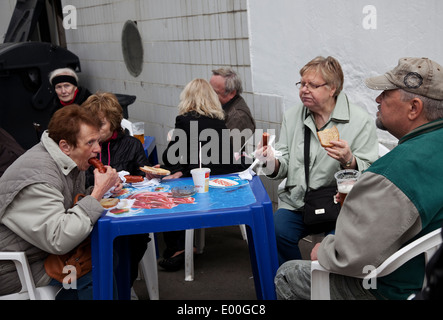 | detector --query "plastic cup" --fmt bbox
[190,168,211,193]
[334,169,361,206]
[133,122,145,144]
